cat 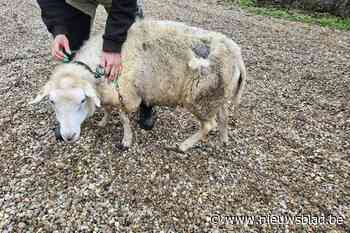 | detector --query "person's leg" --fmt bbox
[98,0,142,15]
[65,0,98,51]
[66,10,91,51]
[59,9,91,52]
